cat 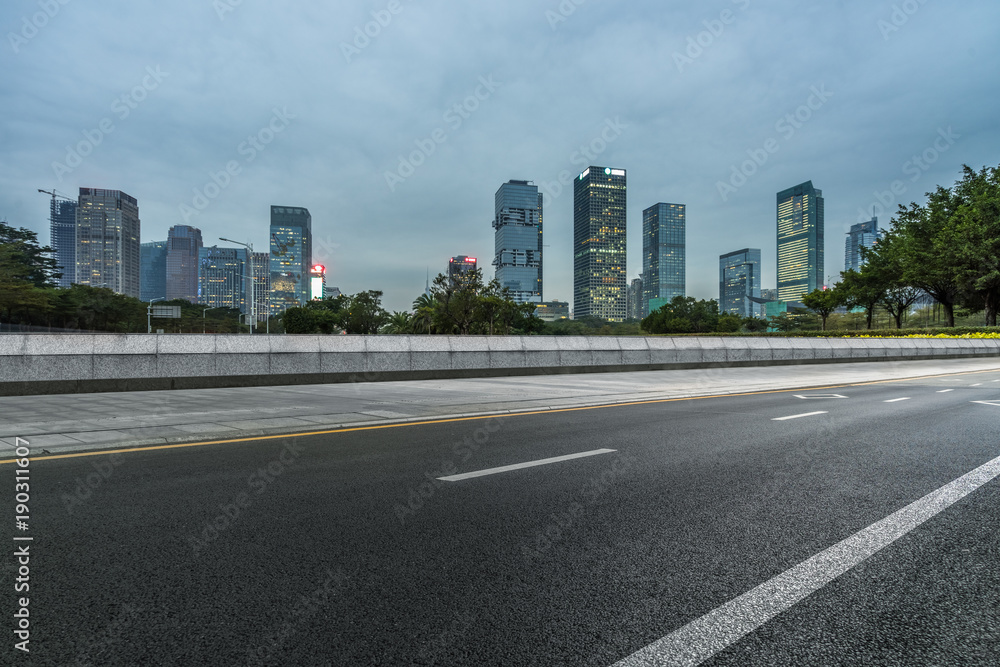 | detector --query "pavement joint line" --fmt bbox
[772,411,828,421]
[609,450,1000,667]
[2,366,998,465]
[884,397,912,403]
[438,449,617,482]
